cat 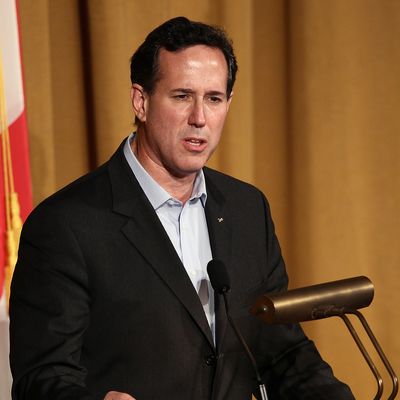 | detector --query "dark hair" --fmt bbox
[130,16,238,96]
